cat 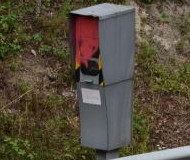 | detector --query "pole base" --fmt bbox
[96,149,119,160]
